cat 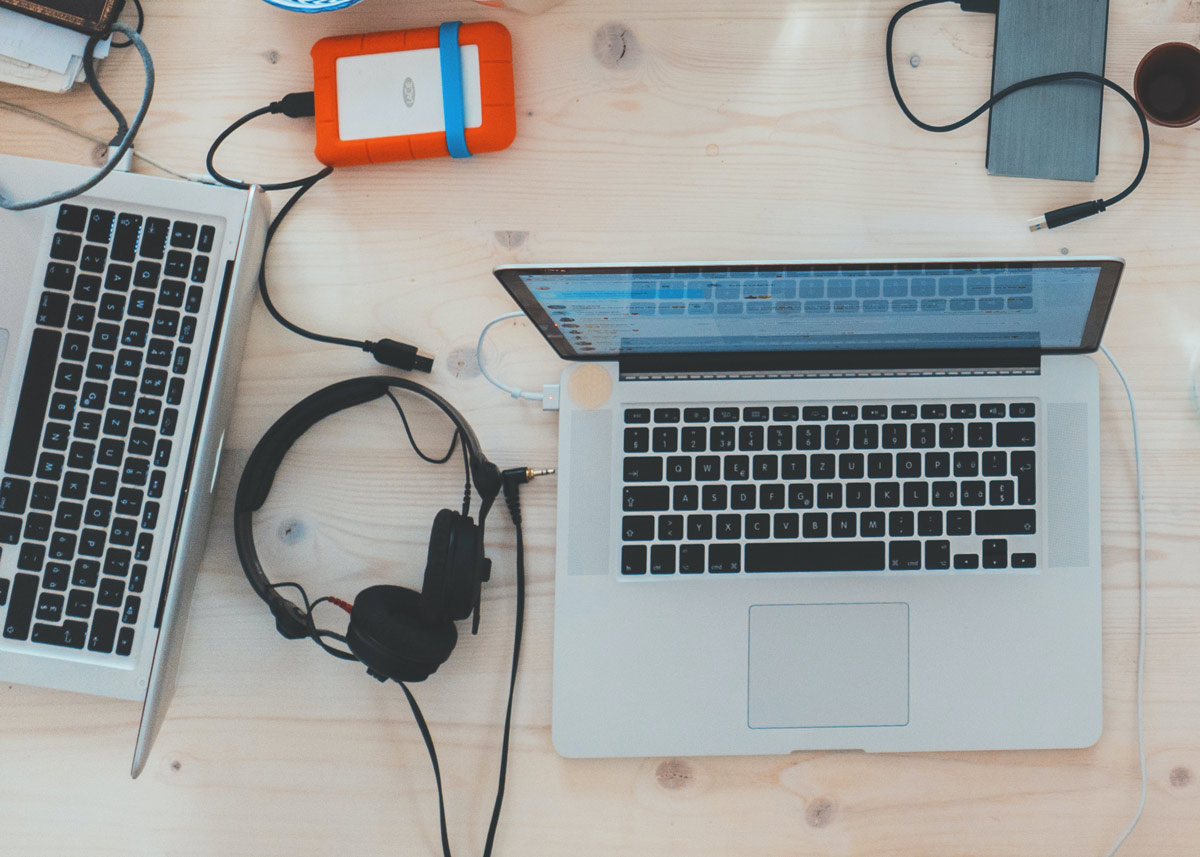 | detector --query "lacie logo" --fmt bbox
[403,77,416,108]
